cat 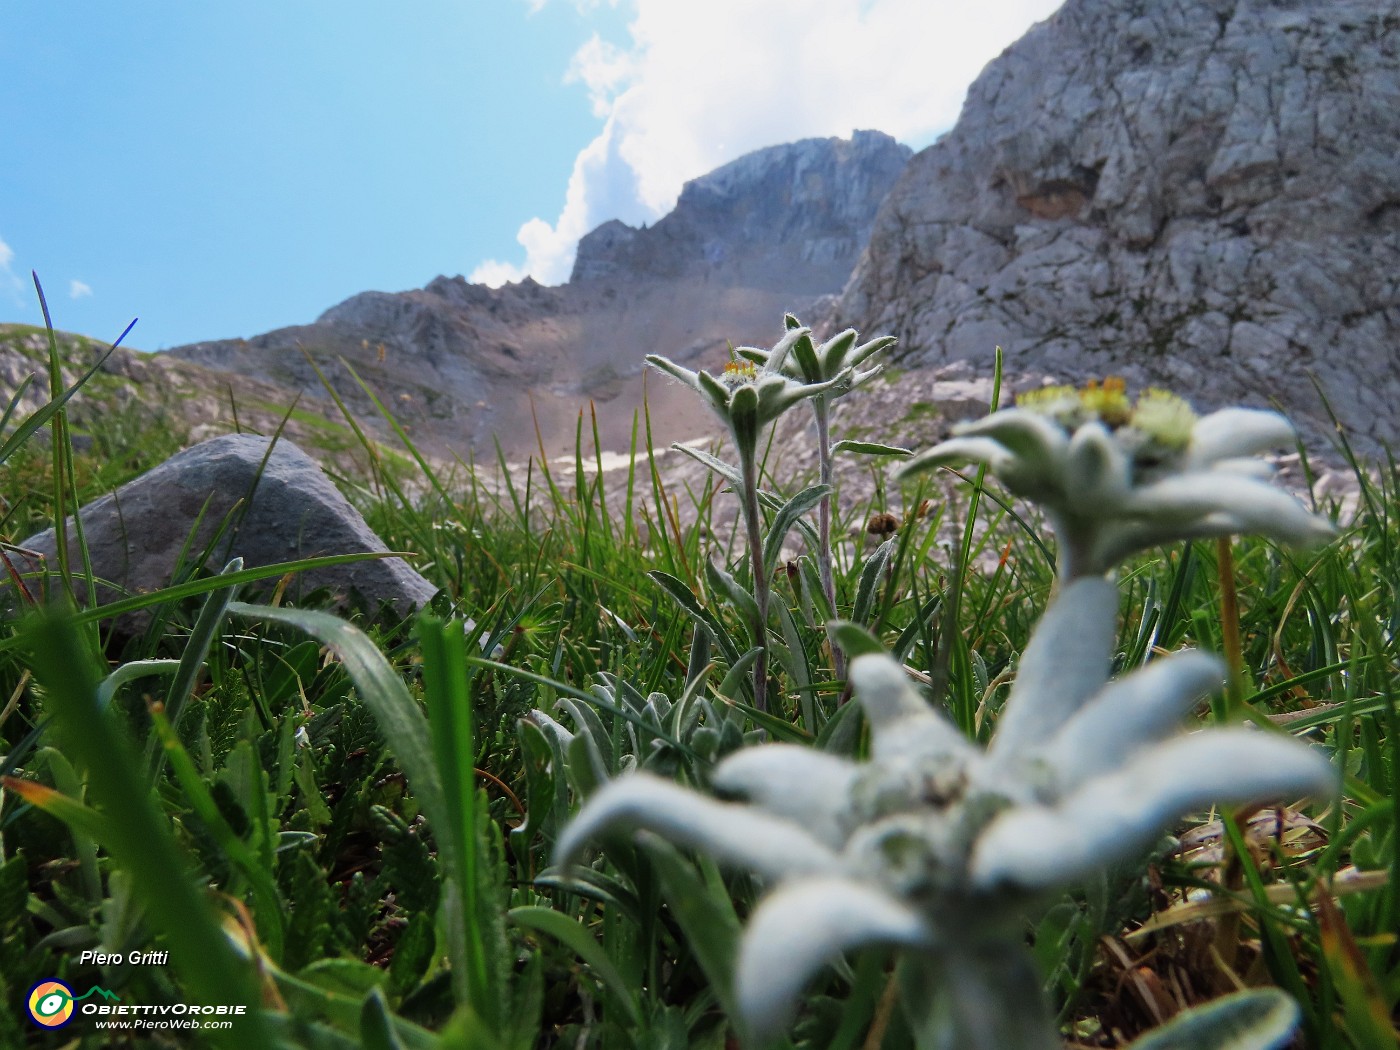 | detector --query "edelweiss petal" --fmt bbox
[1089,513,1252,571]
[555,773,839,881]
[956,409,1070,483]
[764,325,808,375]
[971,729,1336,890]
[763,371,849,423]
[713,745,861,848]
[1188,407,1296,466]
[1124,474,1336,545]
[1064,422,1131,504]
[898,437,1018,479]
[847,654,973,763]
[644,354,702,390]
[816,330,858,376]
[737,876,935,1043]
[696,369,736,417]
[987,577,1118,764]
[1039,650,1225,790]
